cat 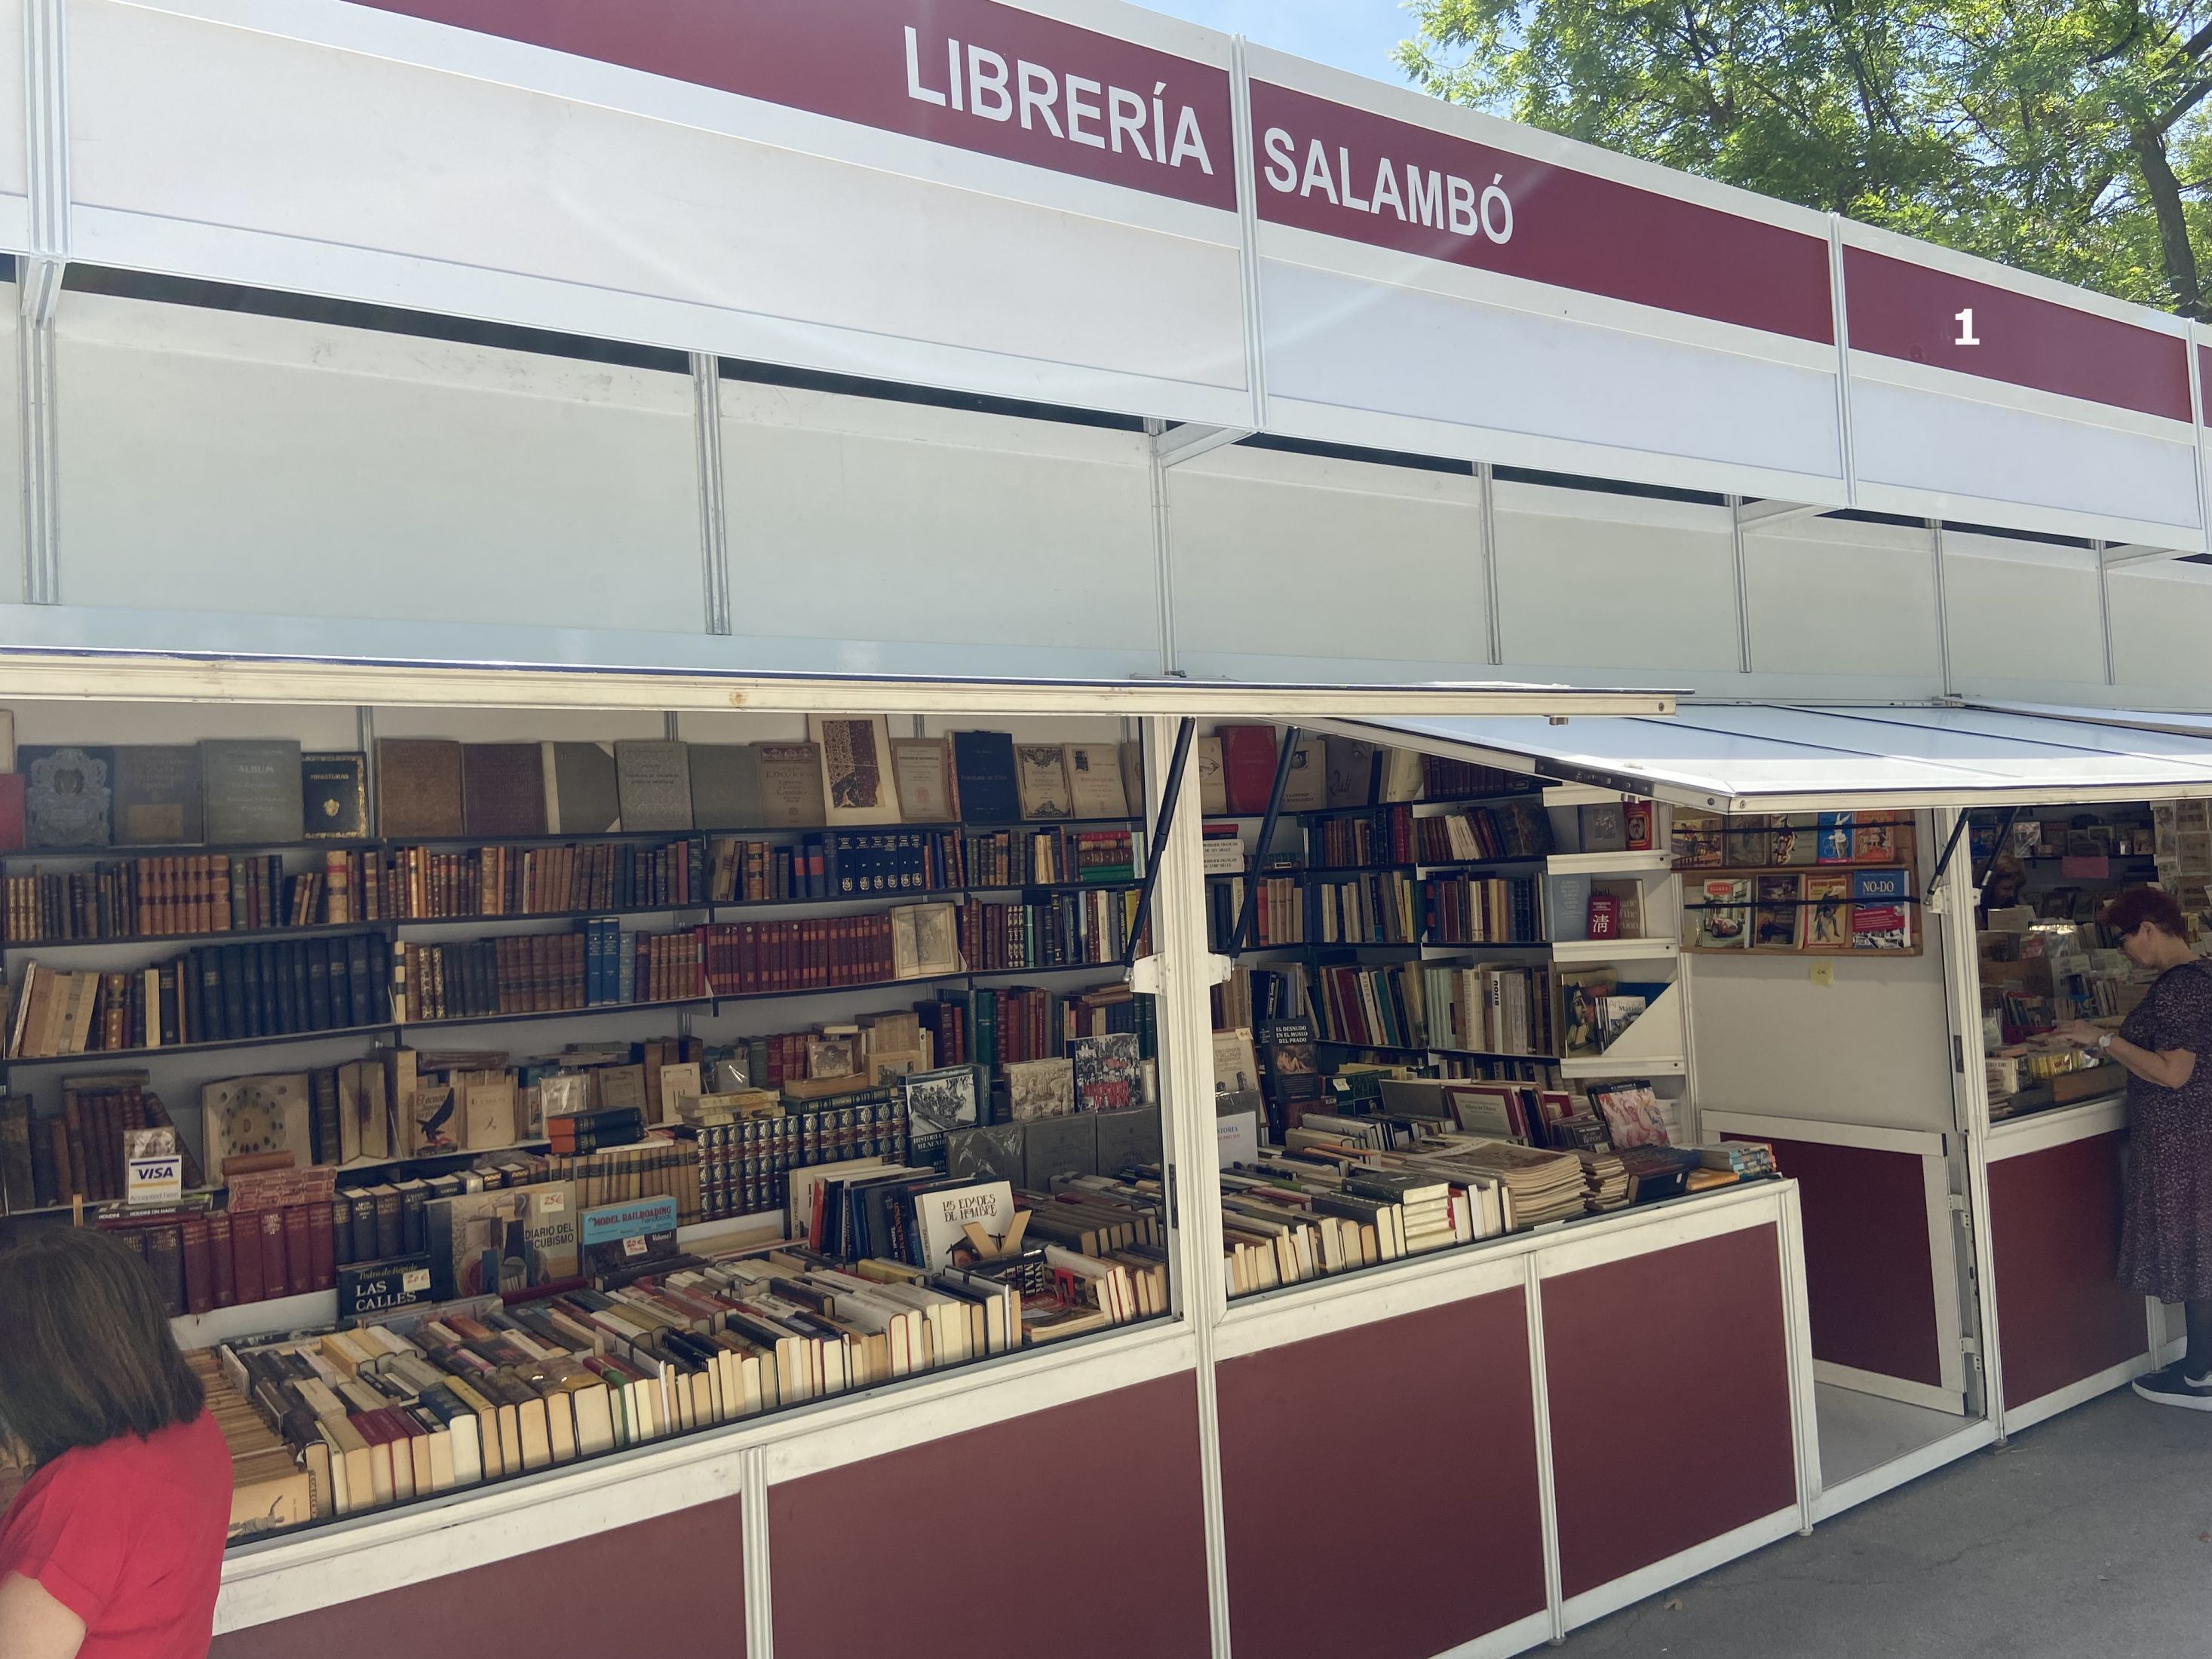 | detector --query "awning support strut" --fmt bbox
[1124,718,1197,971]
[1928,810,1975,895]
[1232,725,1302,956]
